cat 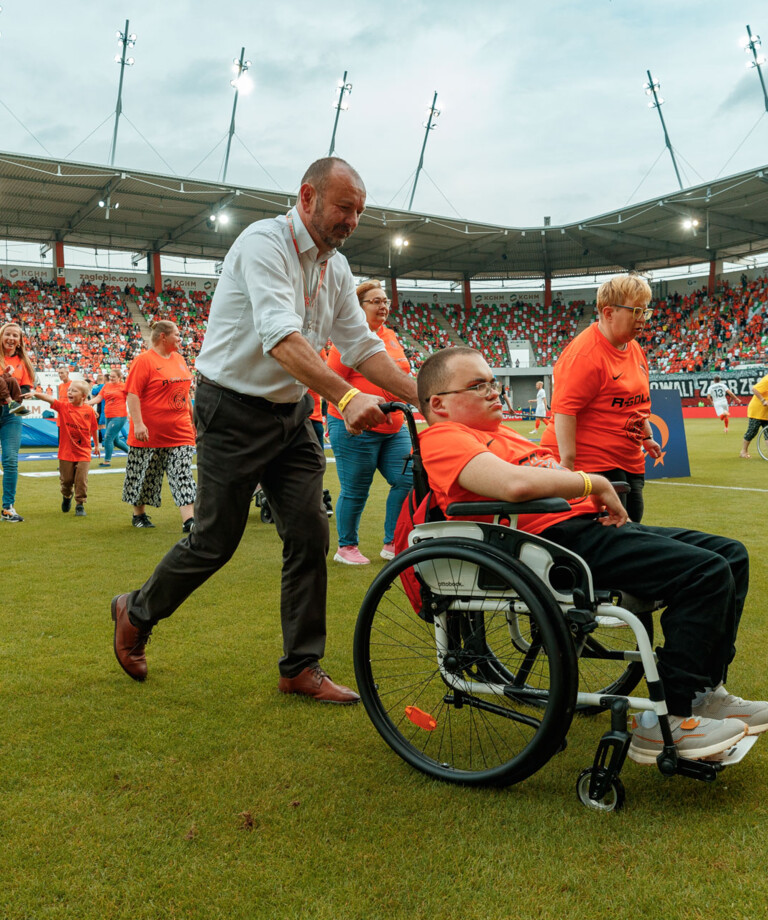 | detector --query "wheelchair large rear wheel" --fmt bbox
[353,540,578,787]
[575,609,654,714]
[757,426,768,462]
